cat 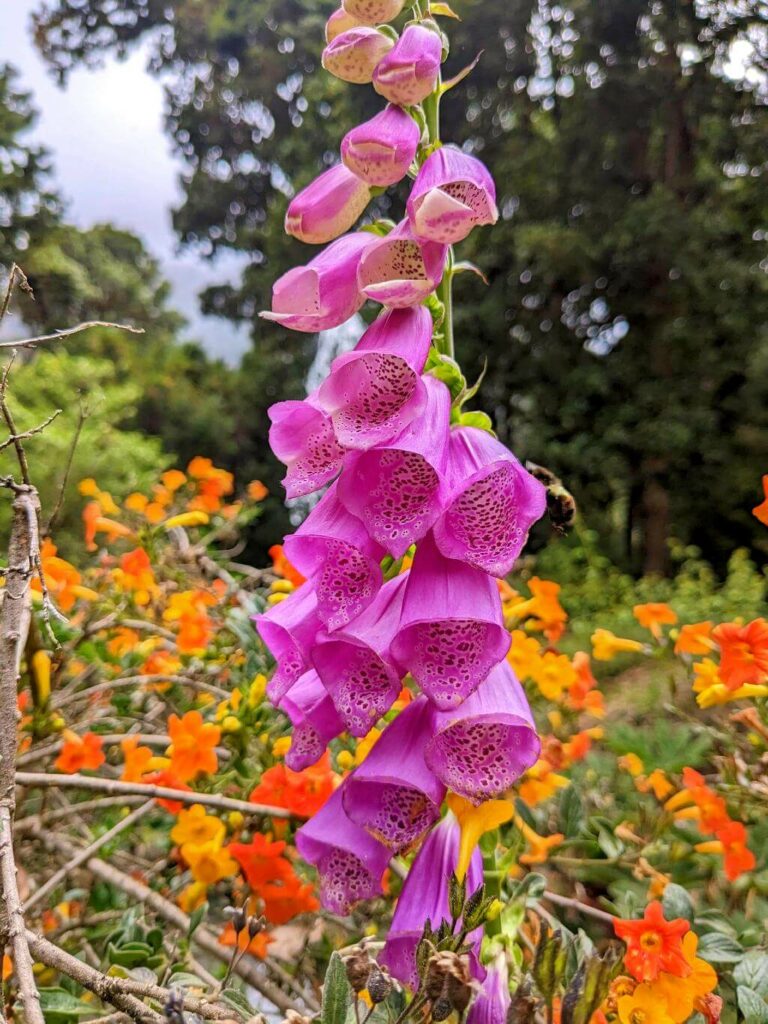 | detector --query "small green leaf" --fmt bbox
[697,932,744,964]
[661,884,694,925]
[736,955,768,998]
[429,2,461,19]
[36,988,96,1023]
[322,951,352,1024]
[738,986,768,1024]
[187,901,208,938]
[458,410,493,431]
[220,987,256,1019]
[559,786,583,838]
